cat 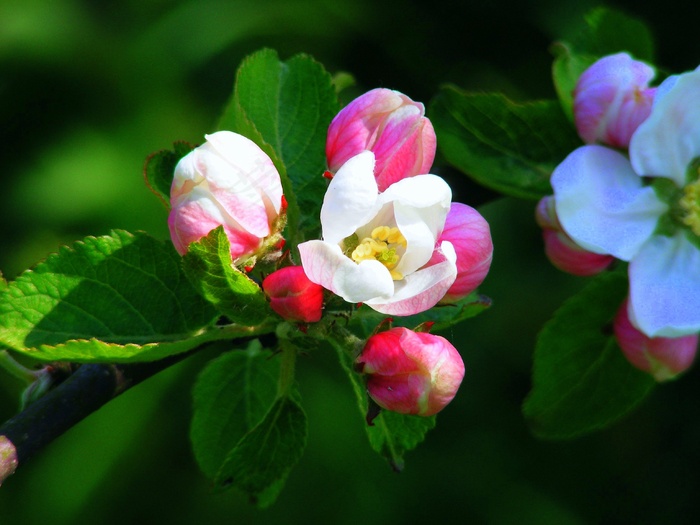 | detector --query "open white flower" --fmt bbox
[298,151,457,315]
[551,68,700,338]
